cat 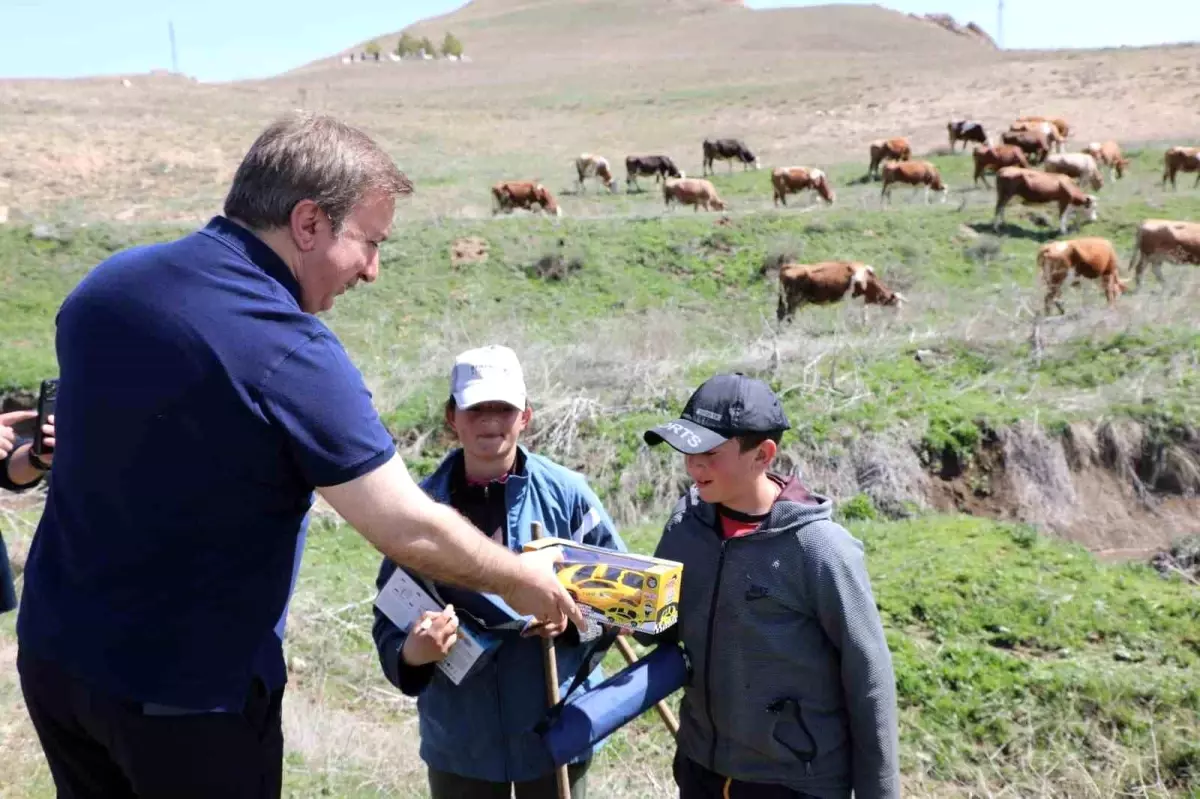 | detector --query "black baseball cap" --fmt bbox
[643,373,791,454]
